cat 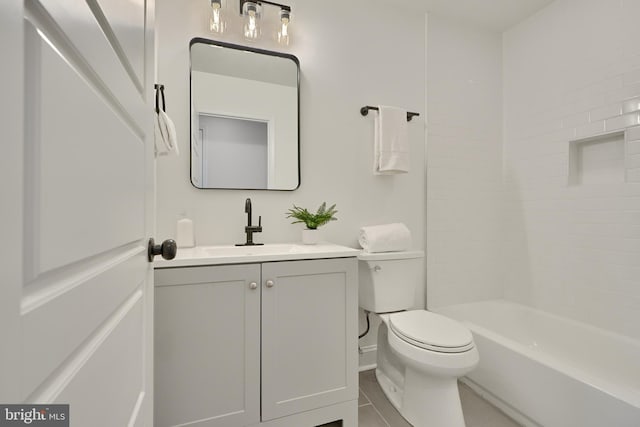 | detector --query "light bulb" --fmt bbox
[209,0,226,33]
[242,2,260,41]
[277,9,290,46]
